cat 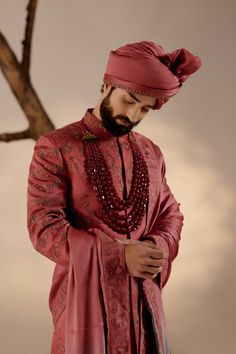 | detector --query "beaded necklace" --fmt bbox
[83,135,149,234]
